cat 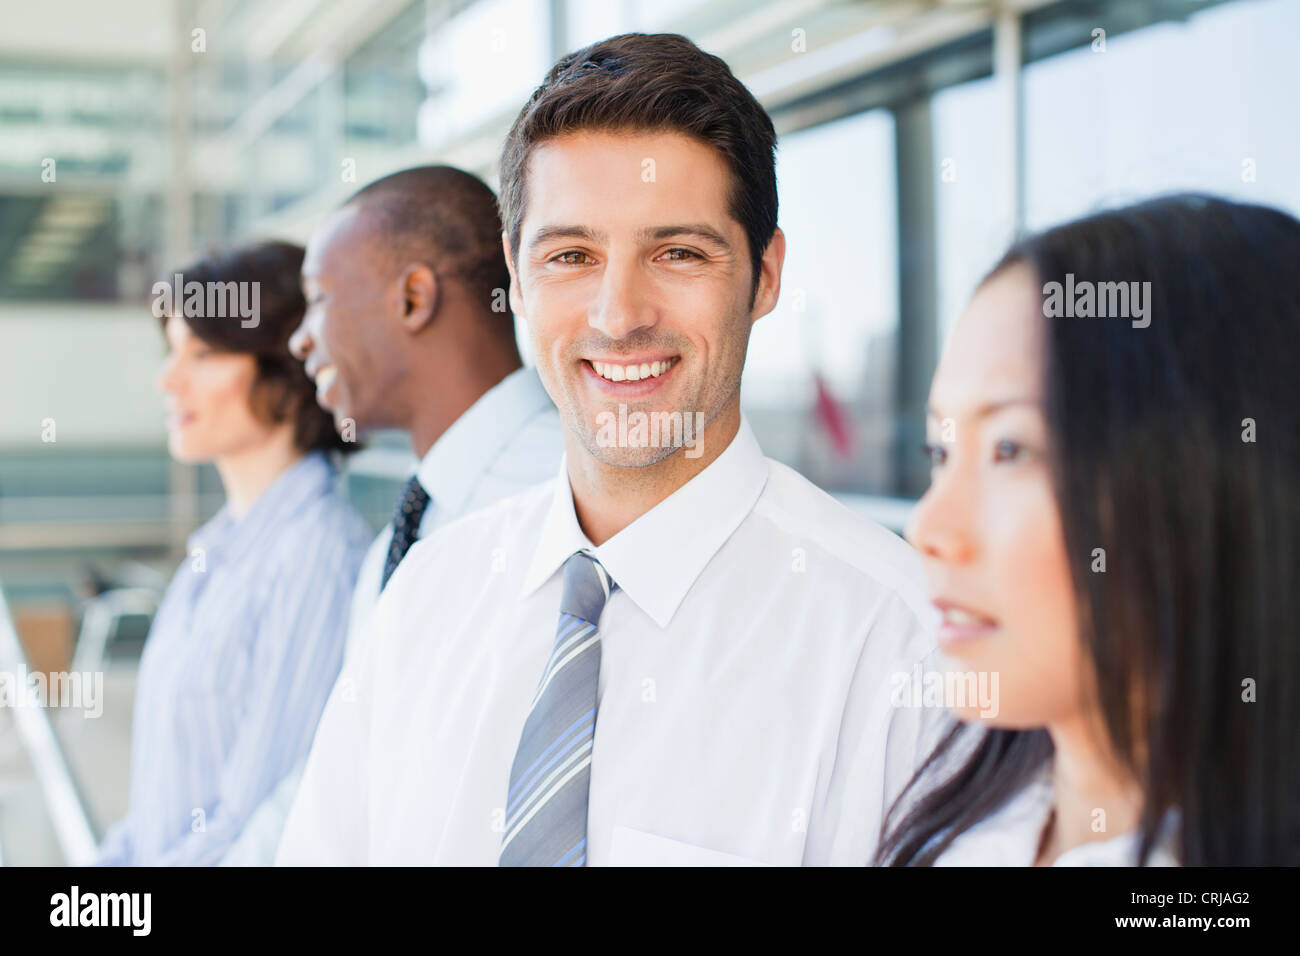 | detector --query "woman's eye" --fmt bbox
[993,439,1024,462]
[922,442,947,467]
